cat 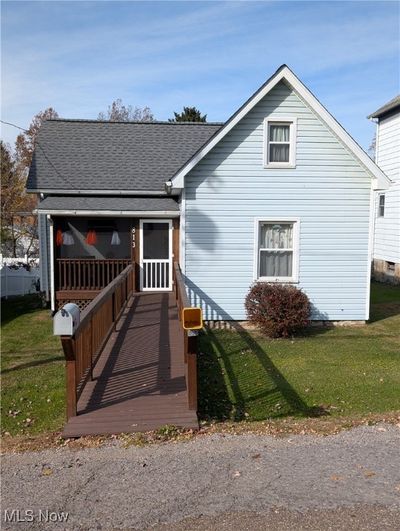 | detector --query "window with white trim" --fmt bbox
[378,194,385,217]
[255,220,299,282]
[264,118,297,167]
